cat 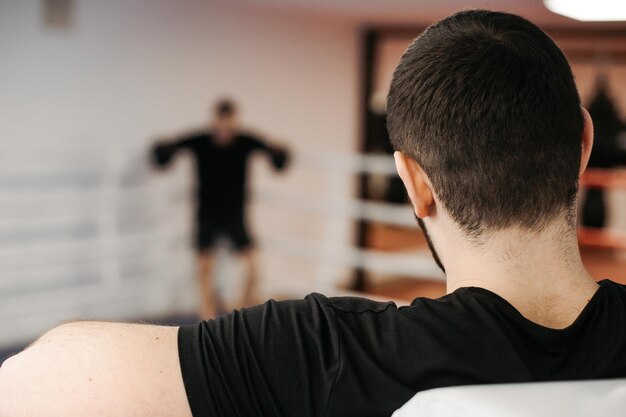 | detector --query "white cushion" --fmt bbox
[392,379,626,417]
